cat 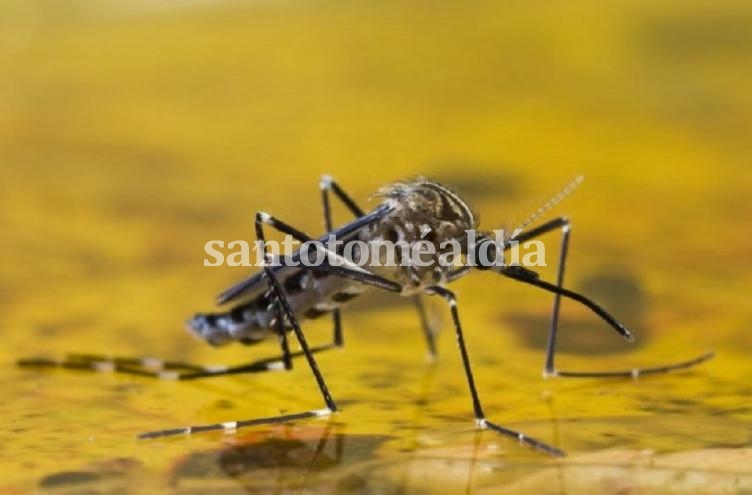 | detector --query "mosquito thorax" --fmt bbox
[366,178,479,289]
[376,178,477,233]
